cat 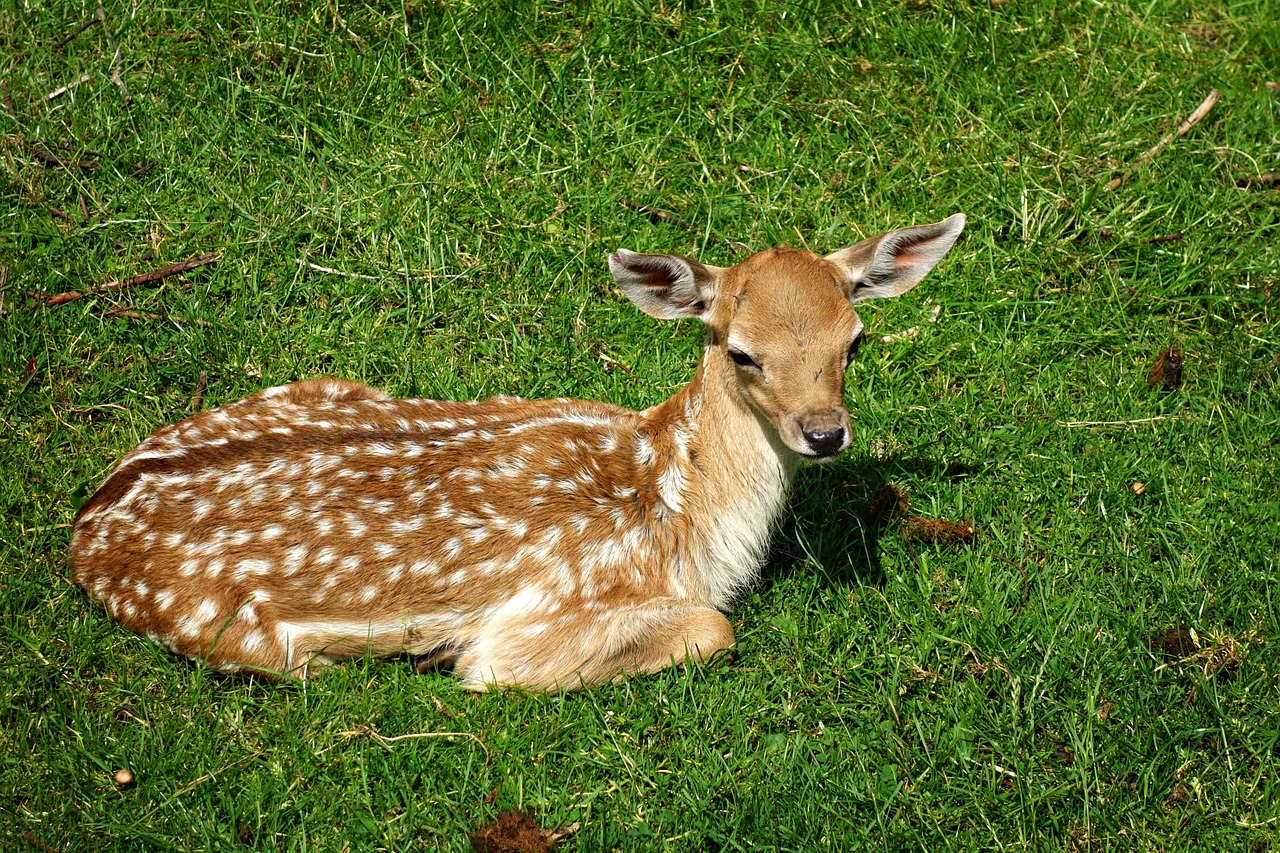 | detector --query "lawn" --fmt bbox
[2,0,1278,849]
